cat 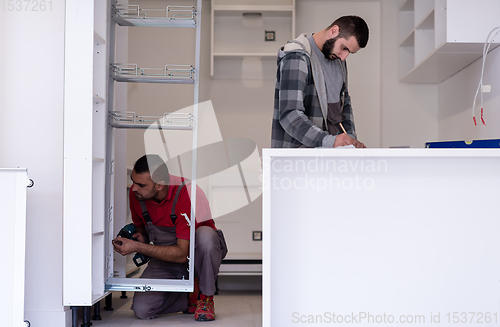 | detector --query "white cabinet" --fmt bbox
[63,0,203,304]
[263,149,500,327]
[210,0,295,77]
[0,169,29,327]
[398,0,500,83]
[63,0,111,306]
